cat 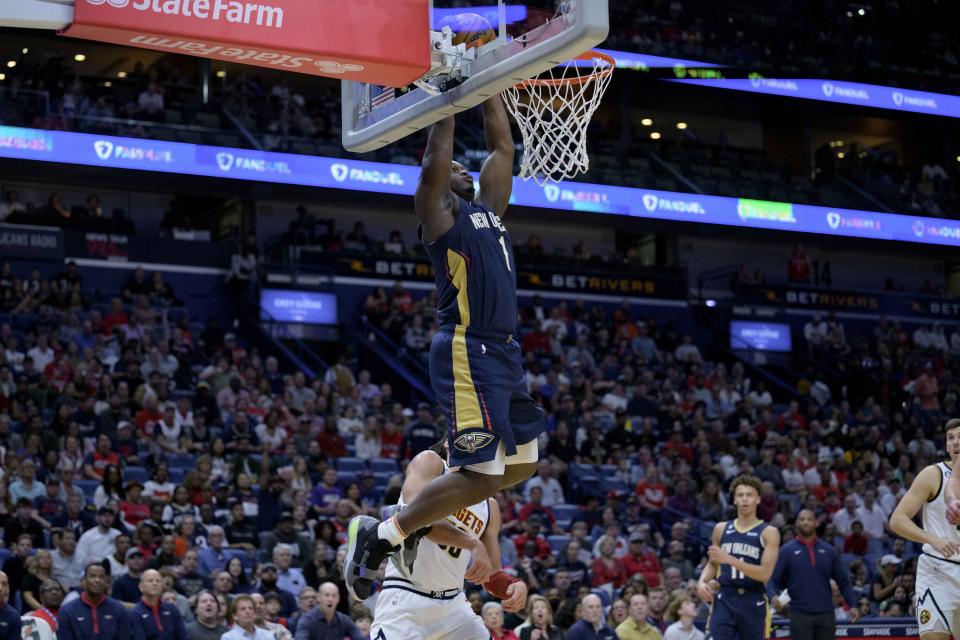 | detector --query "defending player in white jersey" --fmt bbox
[889,418,960,640]
[369,444,528,640]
